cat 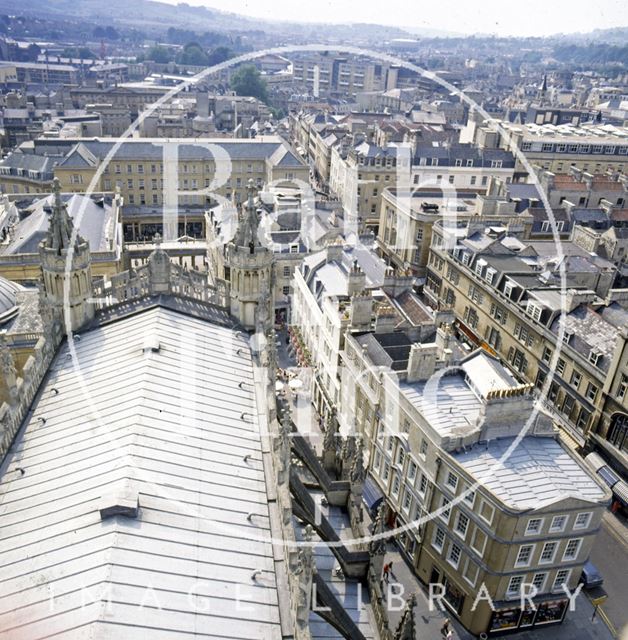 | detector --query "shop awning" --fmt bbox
[597,465,620,489]
[362,474,384,513]
[612,480,628,507]
[584,452,605,472]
